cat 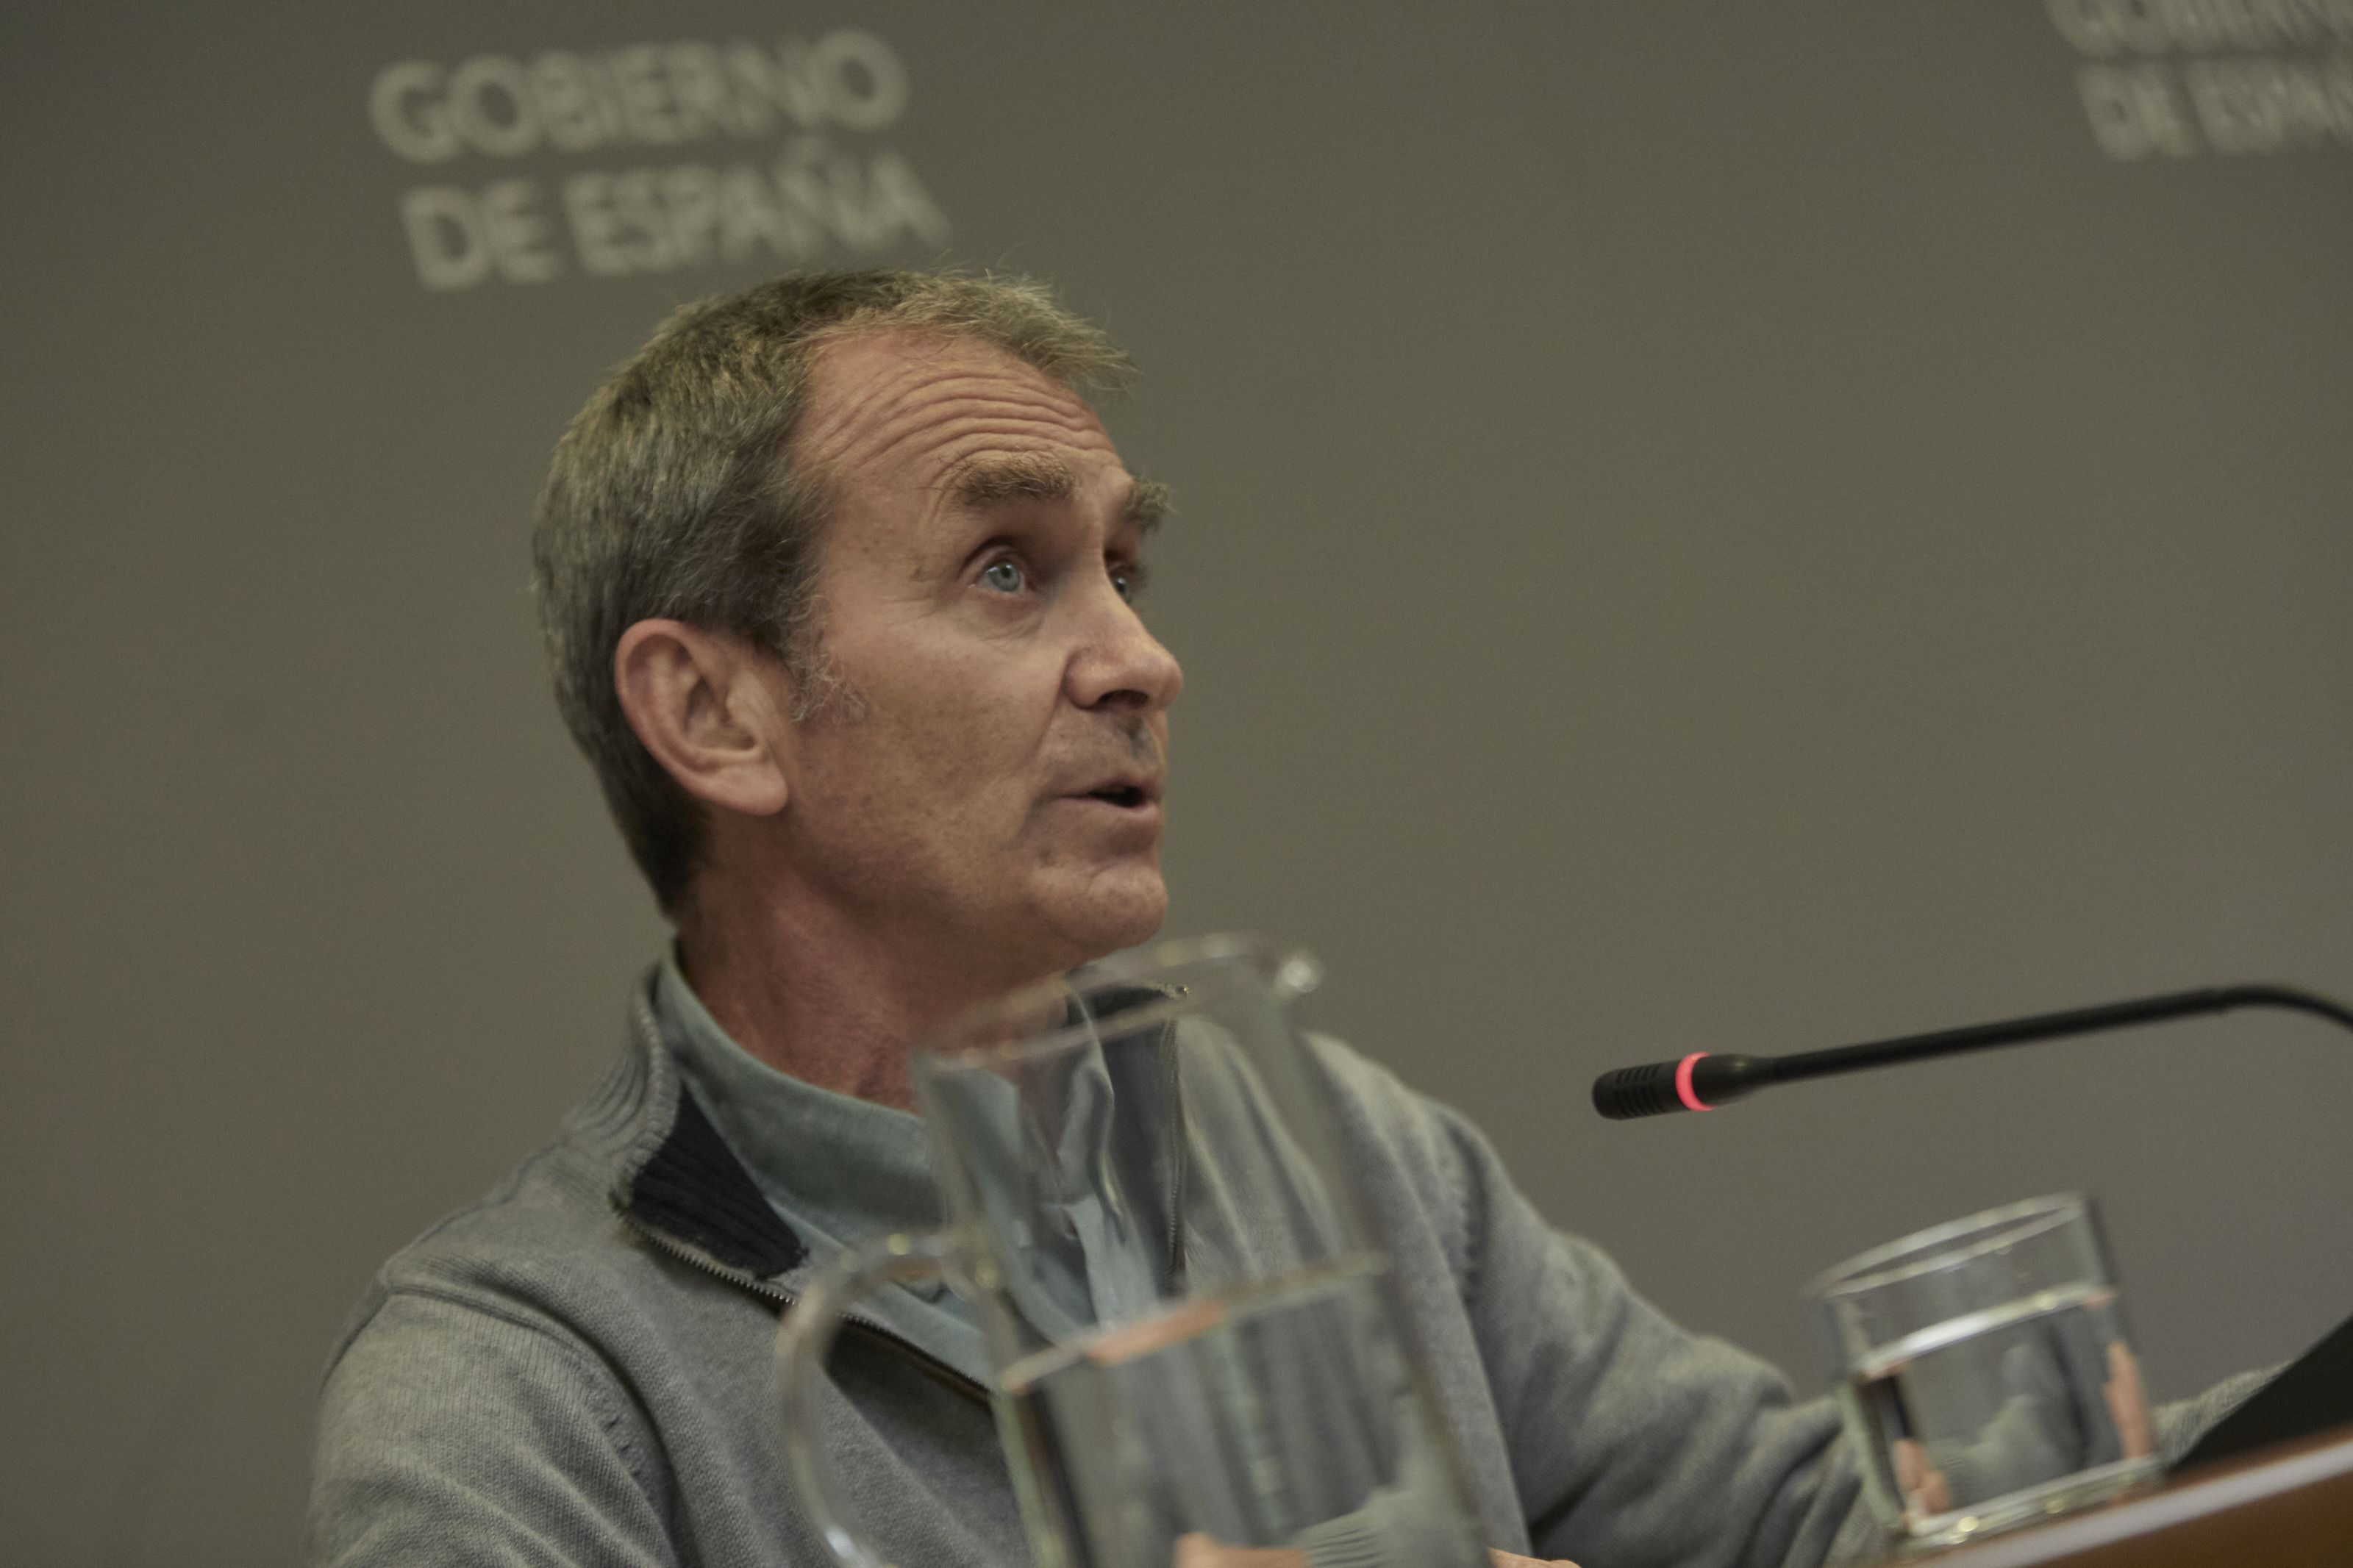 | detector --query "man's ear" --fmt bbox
[613,620,793,817]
